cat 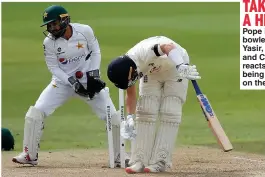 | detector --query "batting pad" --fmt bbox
[23,106,45,160]
[130,118,156,166]
[136,95,160,120]
[130,95,160,166]
[149,96,182,166]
